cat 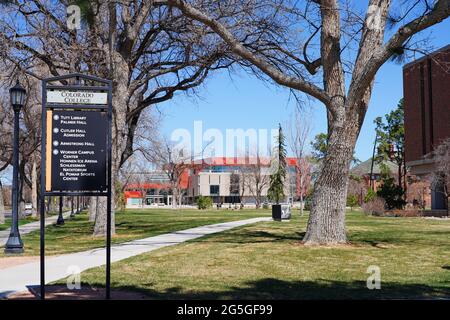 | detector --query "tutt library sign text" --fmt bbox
[47,90,108,105]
